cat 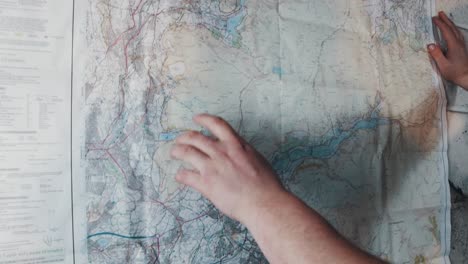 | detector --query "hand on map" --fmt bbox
[170,114,287,224]
[171,114,385,264]
[428,11,468,89]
